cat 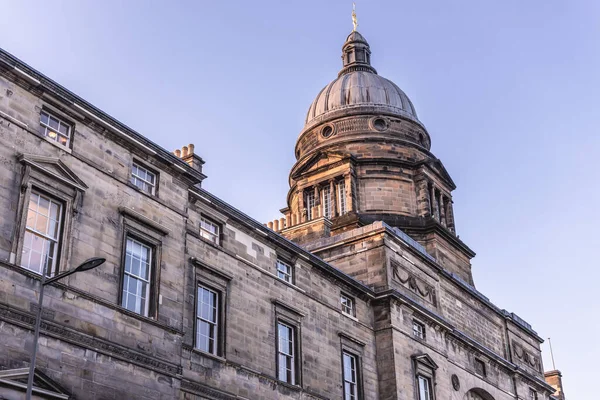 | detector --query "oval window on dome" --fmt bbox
[321,125,334,138]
